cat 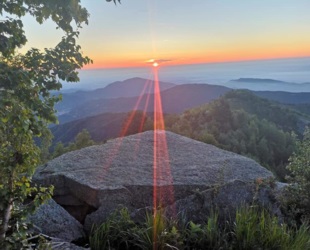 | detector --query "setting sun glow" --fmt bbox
[20,1,310,69]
